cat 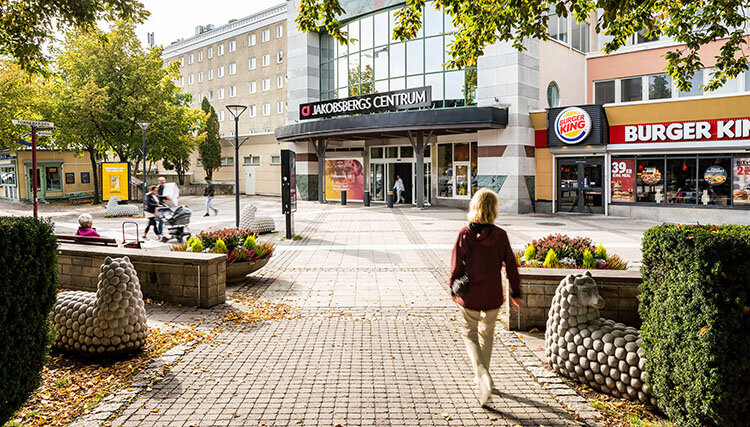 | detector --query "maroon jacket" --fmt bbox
[449,224,521,311]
